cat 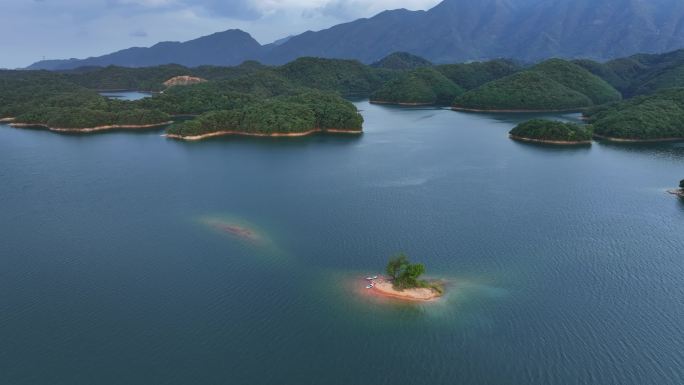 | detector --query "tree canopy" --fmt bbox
[370,68,464,105]
[585,88,684,140]
[509,119,593,143]
[386,254,427,290]
[454,71,593,111]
